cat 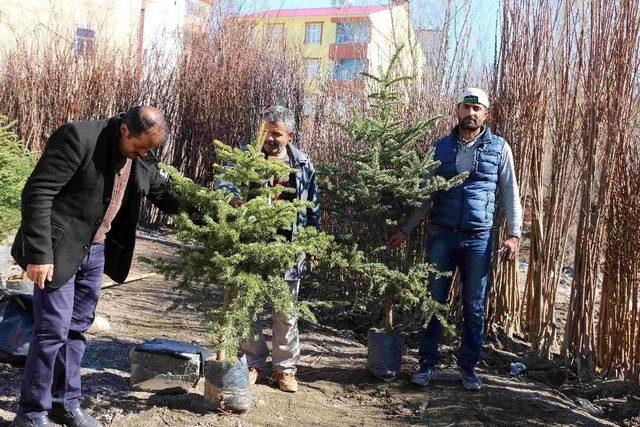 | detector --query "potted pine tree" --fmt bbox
[149,130,332,411]
[320,48,465,380]
[0,116,33,289]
